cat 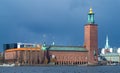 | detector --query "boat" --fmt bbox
[107,63,119,66]
[0,63,15,67]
